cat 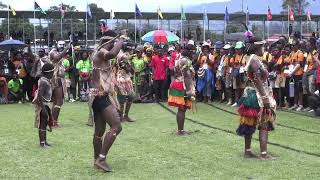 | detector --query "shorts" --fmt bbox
[117,94,134,104]
[92,95,112,113]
